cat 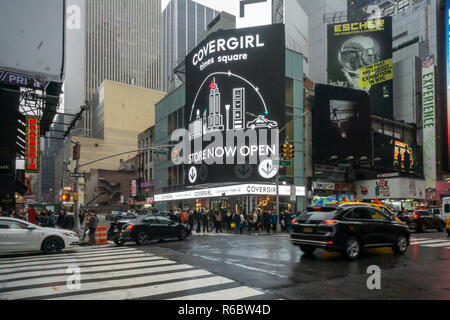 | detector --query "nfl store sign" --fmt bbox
[25,116,40,172]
